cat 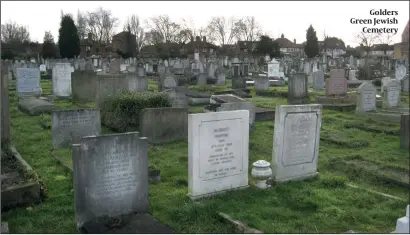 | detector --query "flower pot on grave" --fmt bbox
[251,160,272,189]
